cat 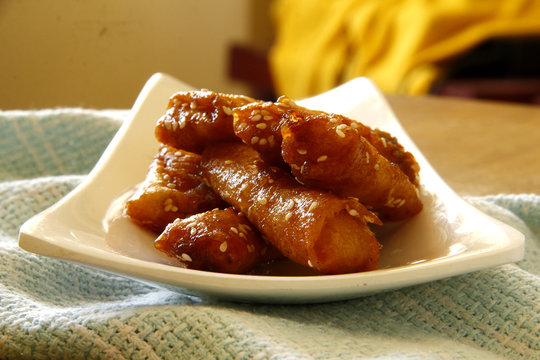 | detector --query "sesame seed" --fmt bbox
[239,232,246,238]
[336,129,346,138]
[222,105,233,115]
[350,122,359,129]
[285,200,295,210]
[295,177,305,185]
[307,259,313,268]
[256,123,267,130]
[172,121,178,131]
[239,224,252,232]
[258,197,268,205]
[297,149,307,155]
[236,122,247,131]
[171,206,178,212]
[224,160,233,165]
[290,164,300,170]
[268,178,274,184]
[164,198,173,205]
[285,212,293,221]
[163,174,171,181]
[252,114,262,121]
[185,222,196,228]
[174,151,183,156]
[164,121,172,130]
[317,155,328,162]
[308,201,319,212]
[251,136,260,144]
[179,120,186,129]
[164,204,173,212]
[190,102,197,110]
[261,110,271,116]
[190,227,197,235]
[263,115,273,121]
[348,209,360,216]
[259,138,268,145]
[181,253,192,262]
[230,227,239,234]
[366,152,370,164]
[336,124,347,130]
[268,135,275,145]
[219,241,228,252]
[166,183,176,189]
[381,138,387,148]
[374,164,380,170]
